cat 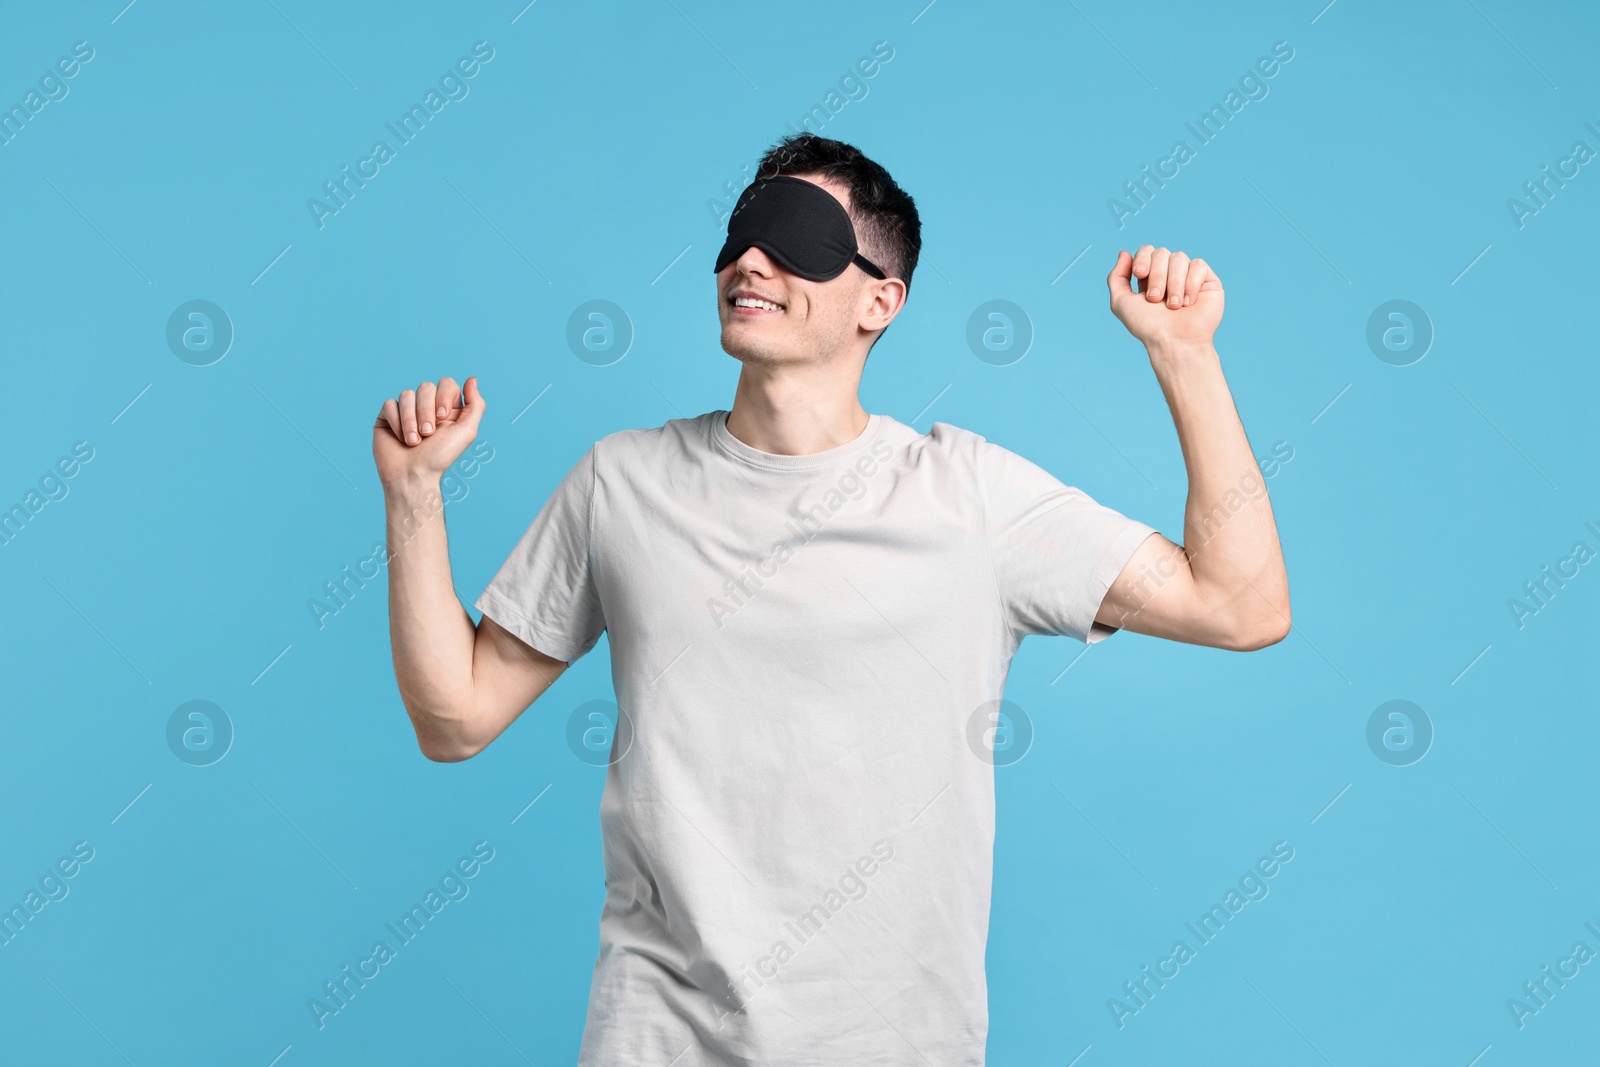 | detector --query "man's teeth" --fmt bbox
[733,297,783,311]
